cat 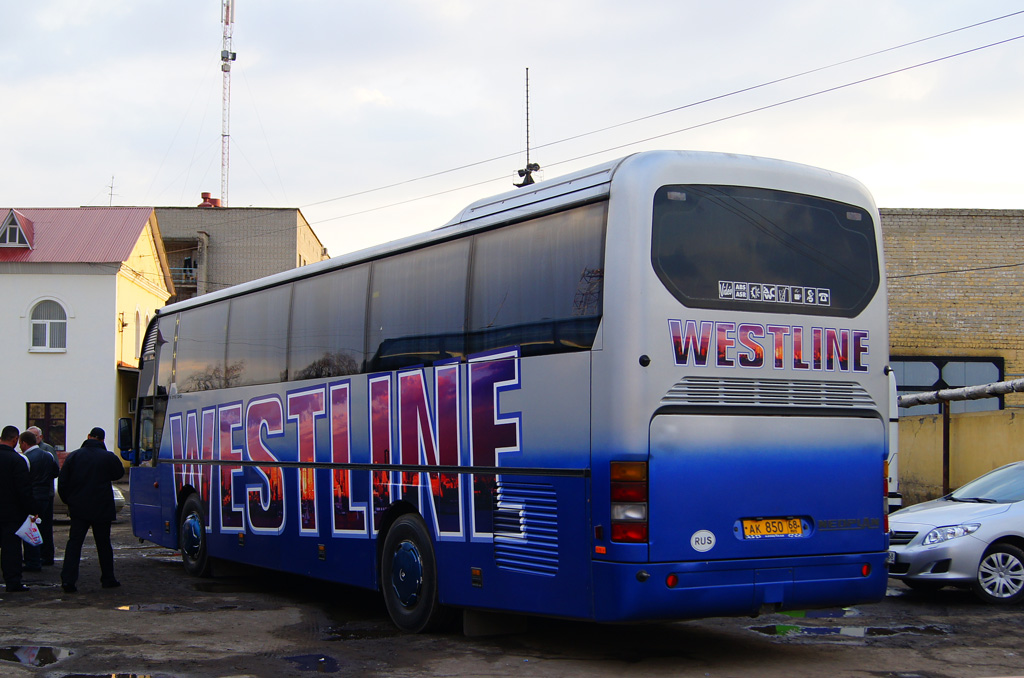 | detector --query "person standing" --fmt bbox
[19,430,59,570]
[57,427,125,593]
[0,425,34,592]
